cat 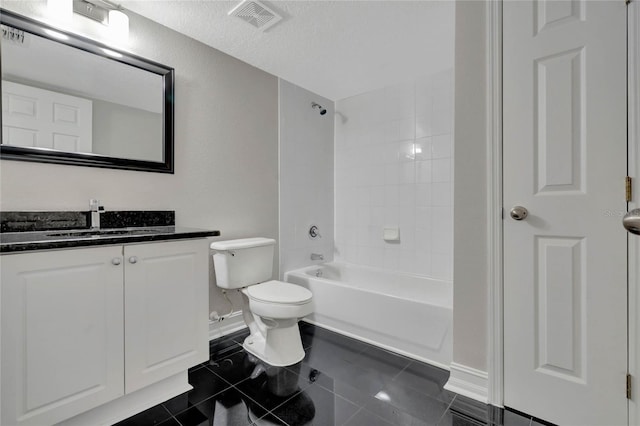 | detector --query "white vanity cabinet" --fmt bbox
[0,239,210,426]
